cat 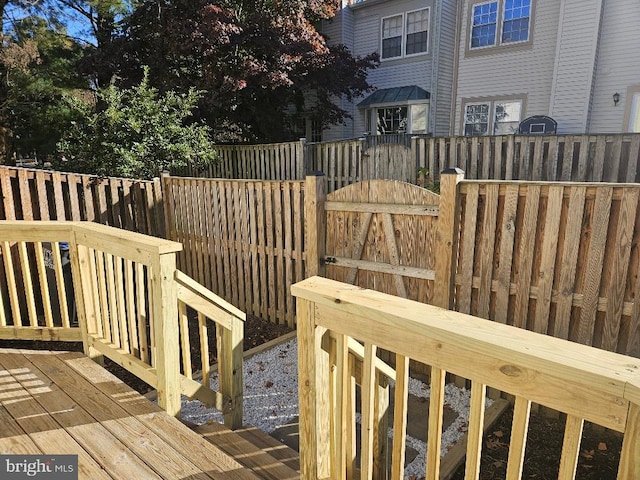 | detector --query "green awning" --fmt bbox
[357,86,430,108]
